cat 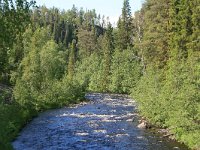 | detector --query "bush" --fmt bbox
[0,103,37,150]
[110,48,141,94]
[132,57,200,149]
